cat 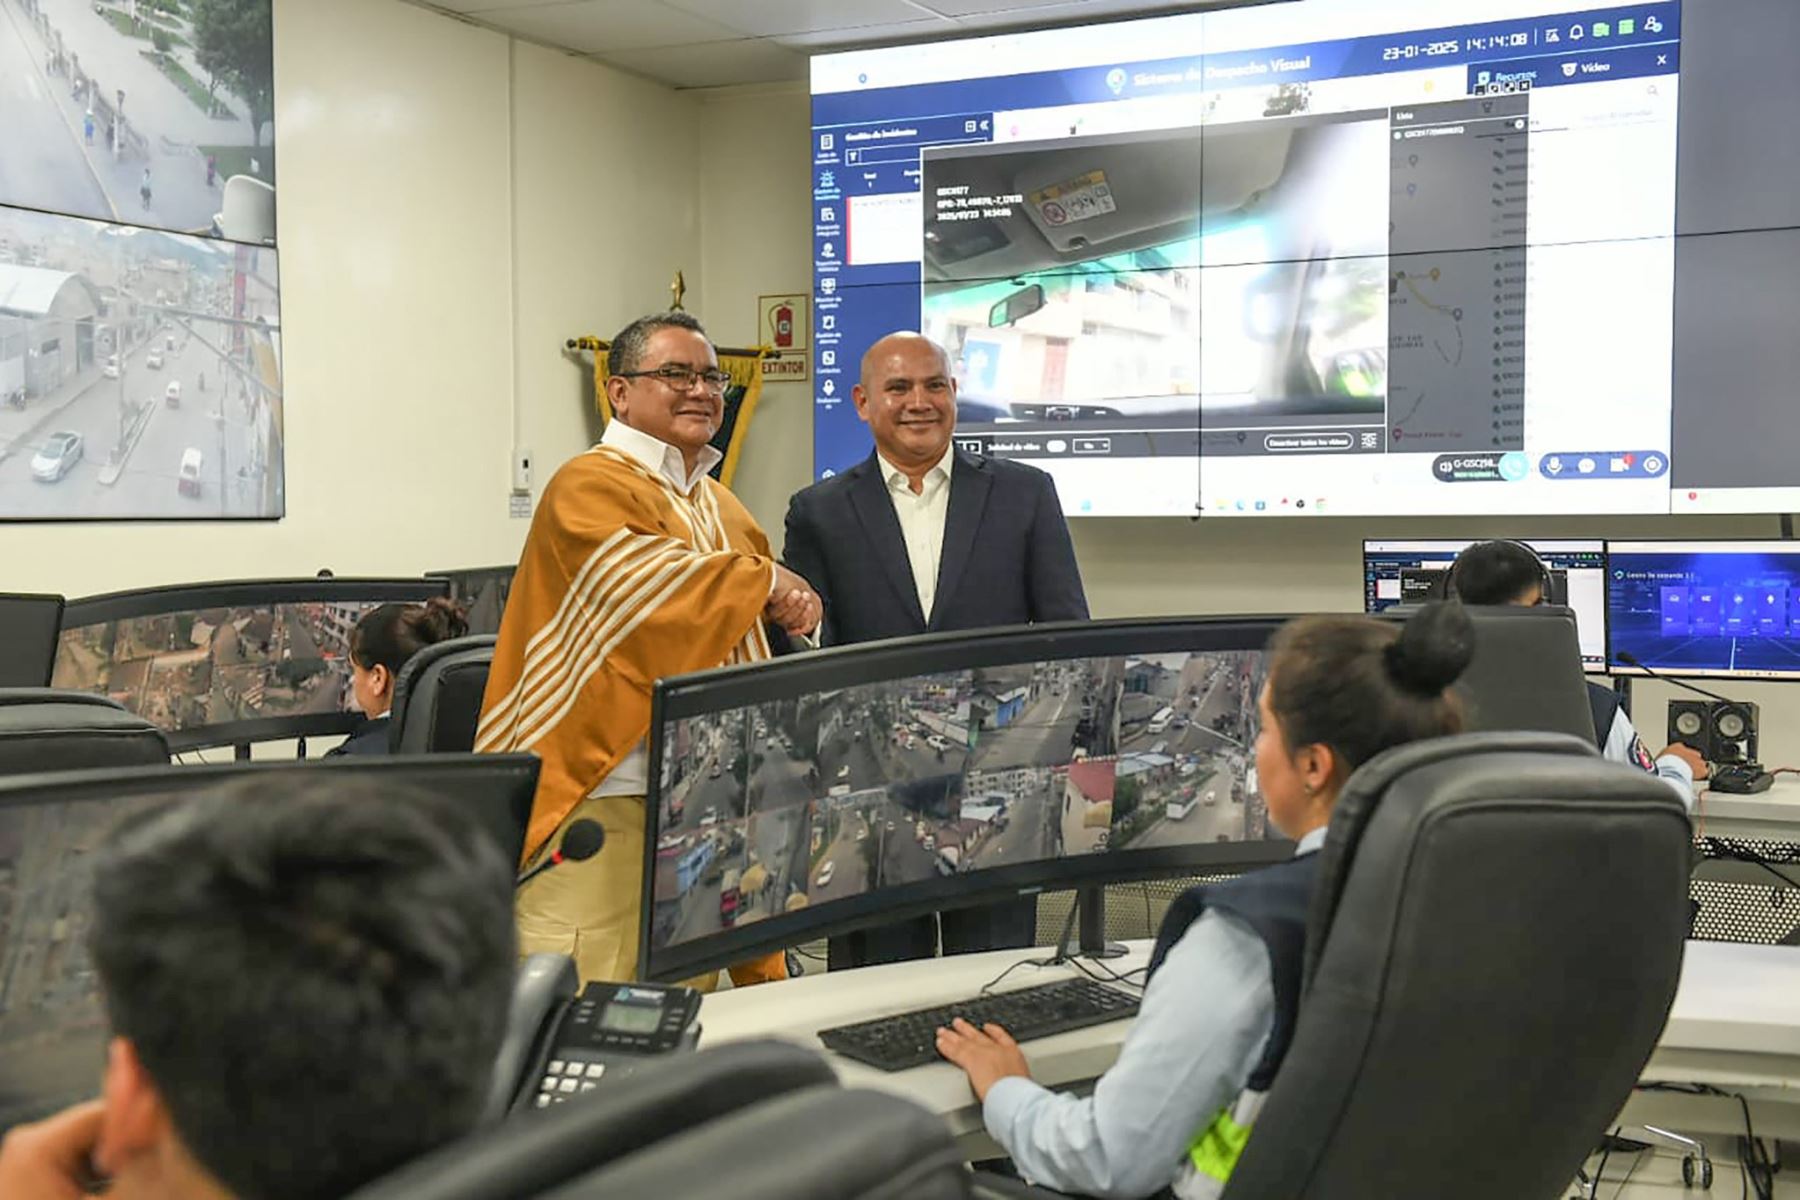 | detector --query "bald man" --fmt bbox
[783,332,1088,968]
